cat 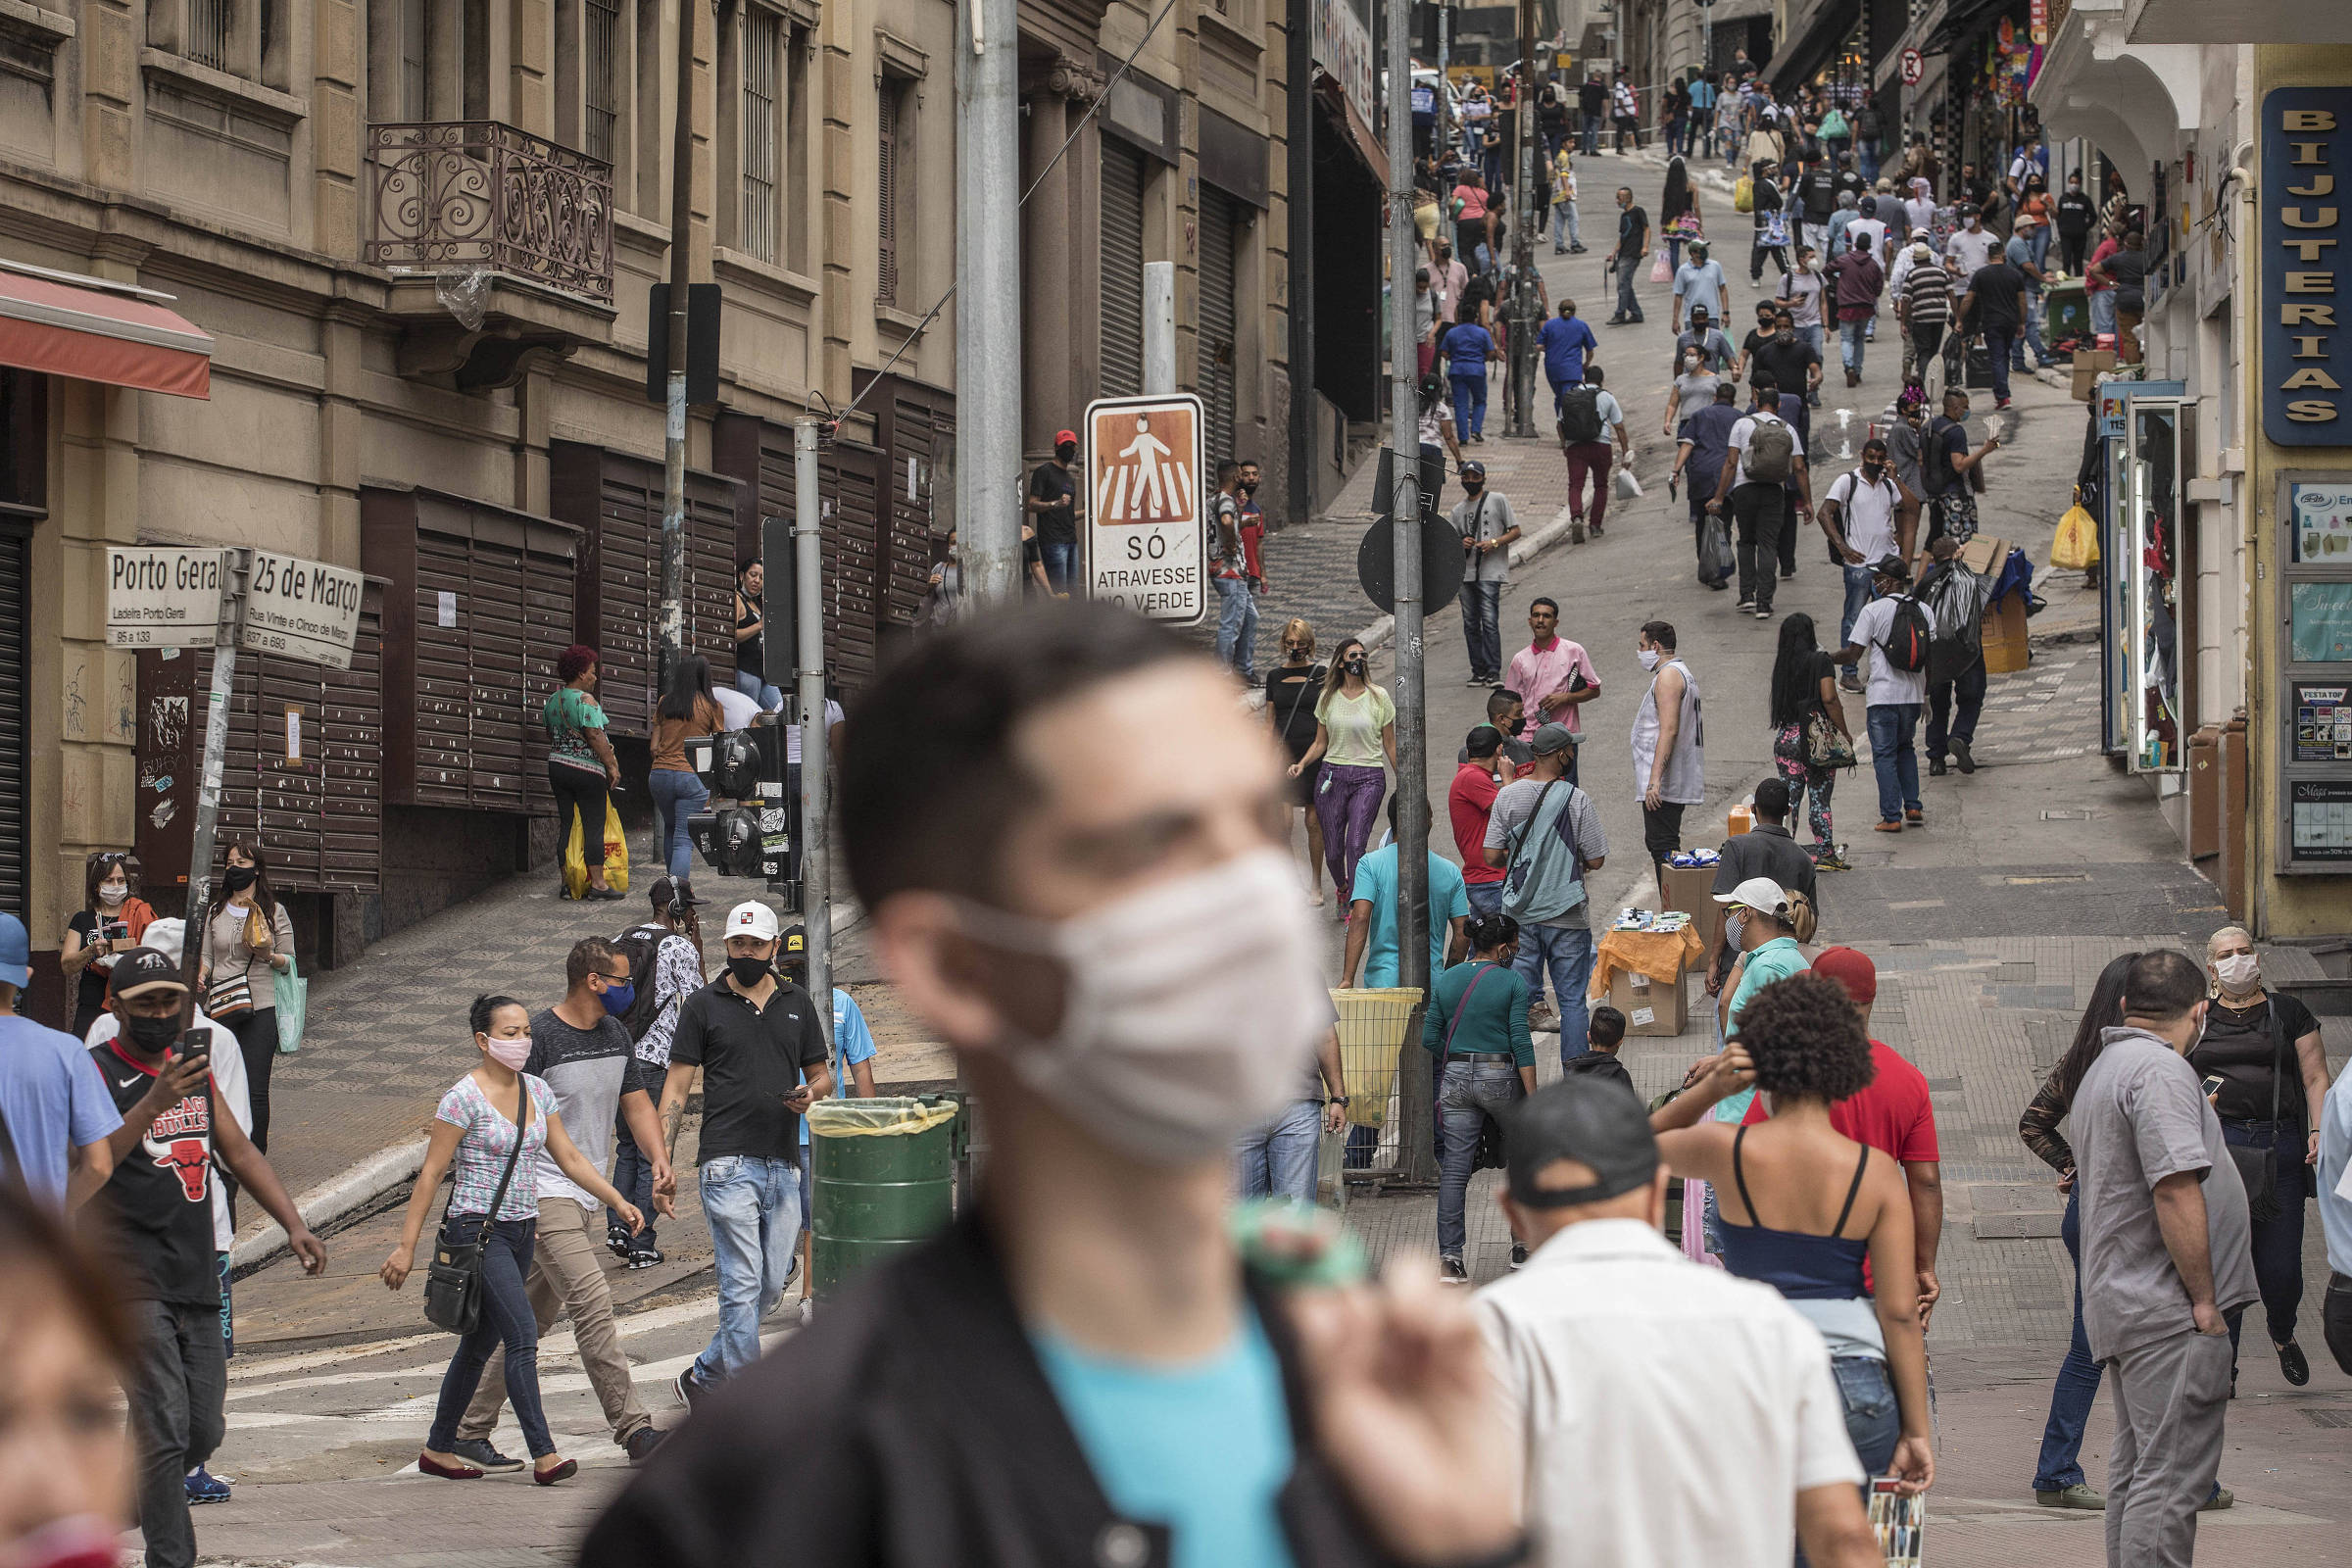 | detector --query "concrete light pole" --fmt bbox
[956,0,1023,606]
